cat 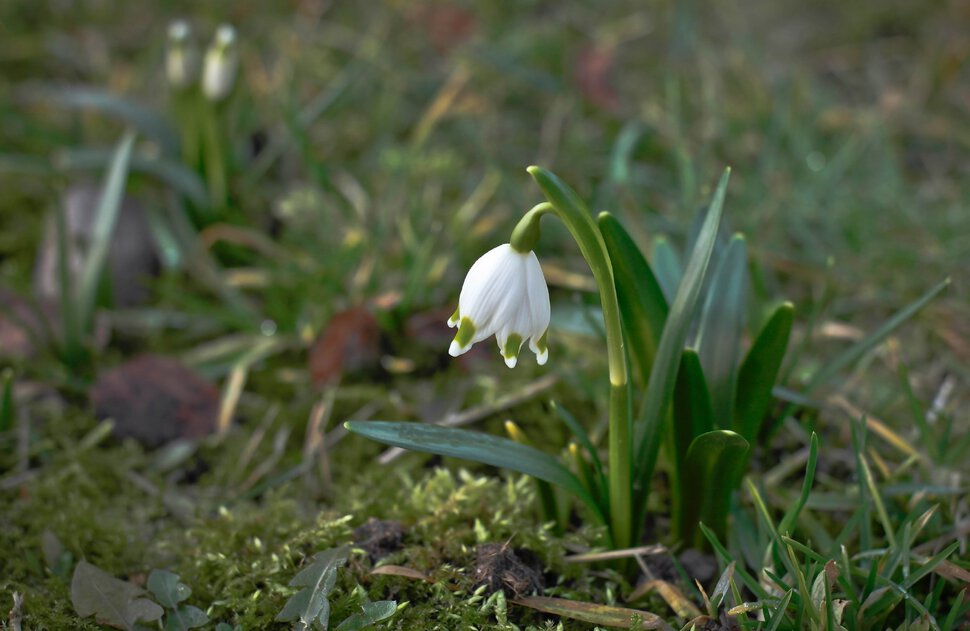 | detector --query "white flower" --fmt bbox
[202,24,238,102]
[447,243,550,368]
[166,20,198,90]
